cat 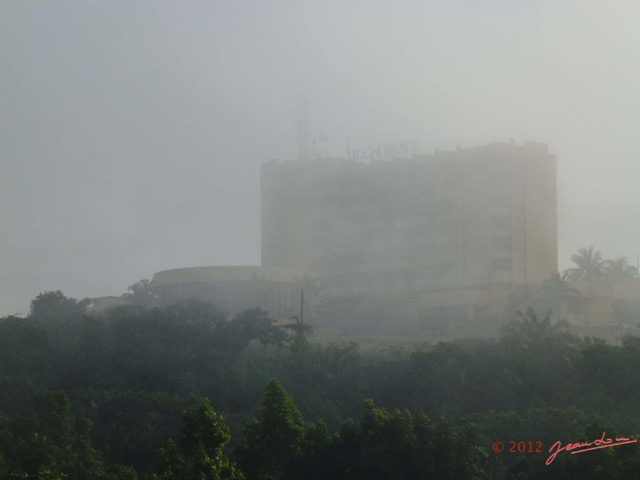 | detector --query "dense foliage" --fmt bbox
[3,294,640,478]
